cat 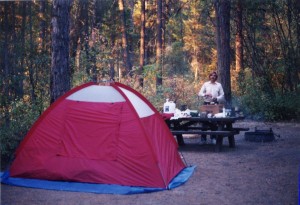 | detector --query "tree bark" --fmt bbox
[118,0,132,76]
[138,0,146,87]
[295,0,300,90]
[214,0,231,107]
[235,0,243,73]
[156,0,163,92]
[18,1,27,98]
[38,0,46,52]
[82,0,90,77]
[28,1,36,103]
[70,0,87,75]
[50,0,73,103]
[2,2,10,126]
